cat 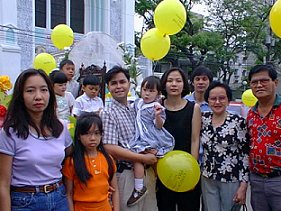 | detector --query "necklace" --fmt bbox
[88,153,101,175]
